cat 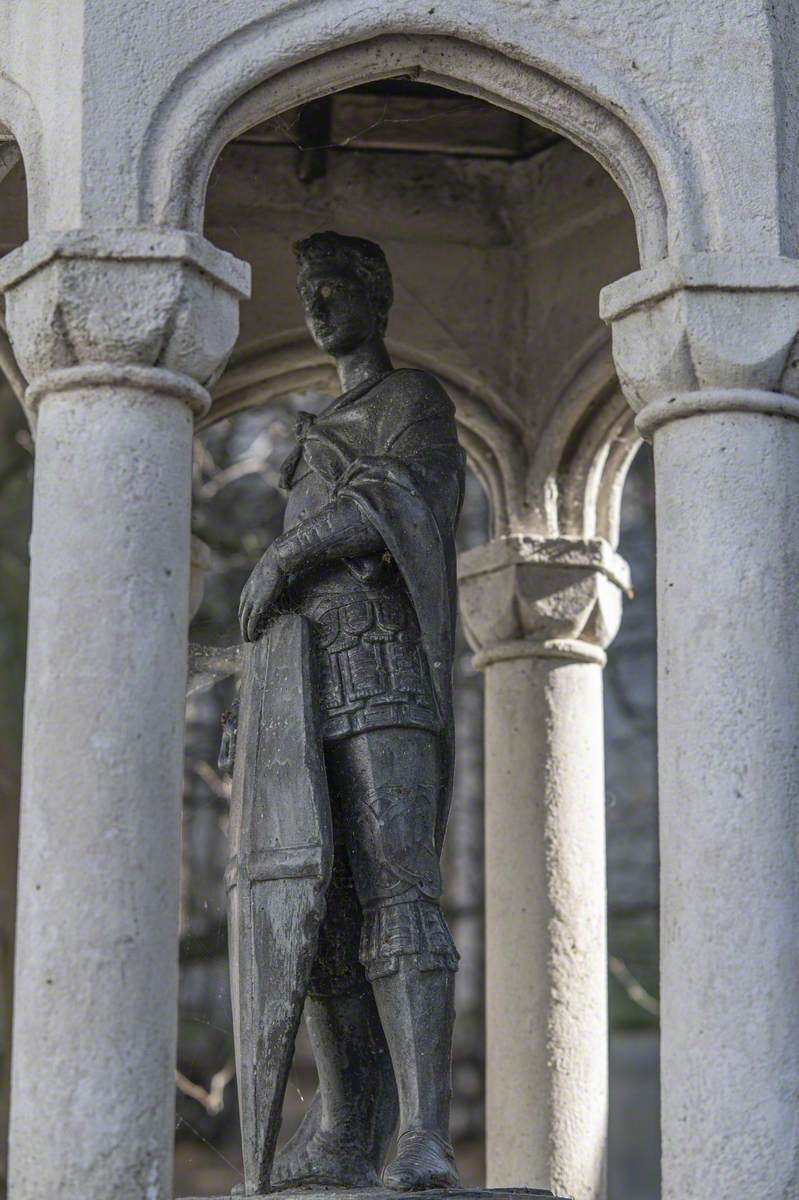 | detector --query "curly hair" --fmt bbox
[294,230,394,335]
